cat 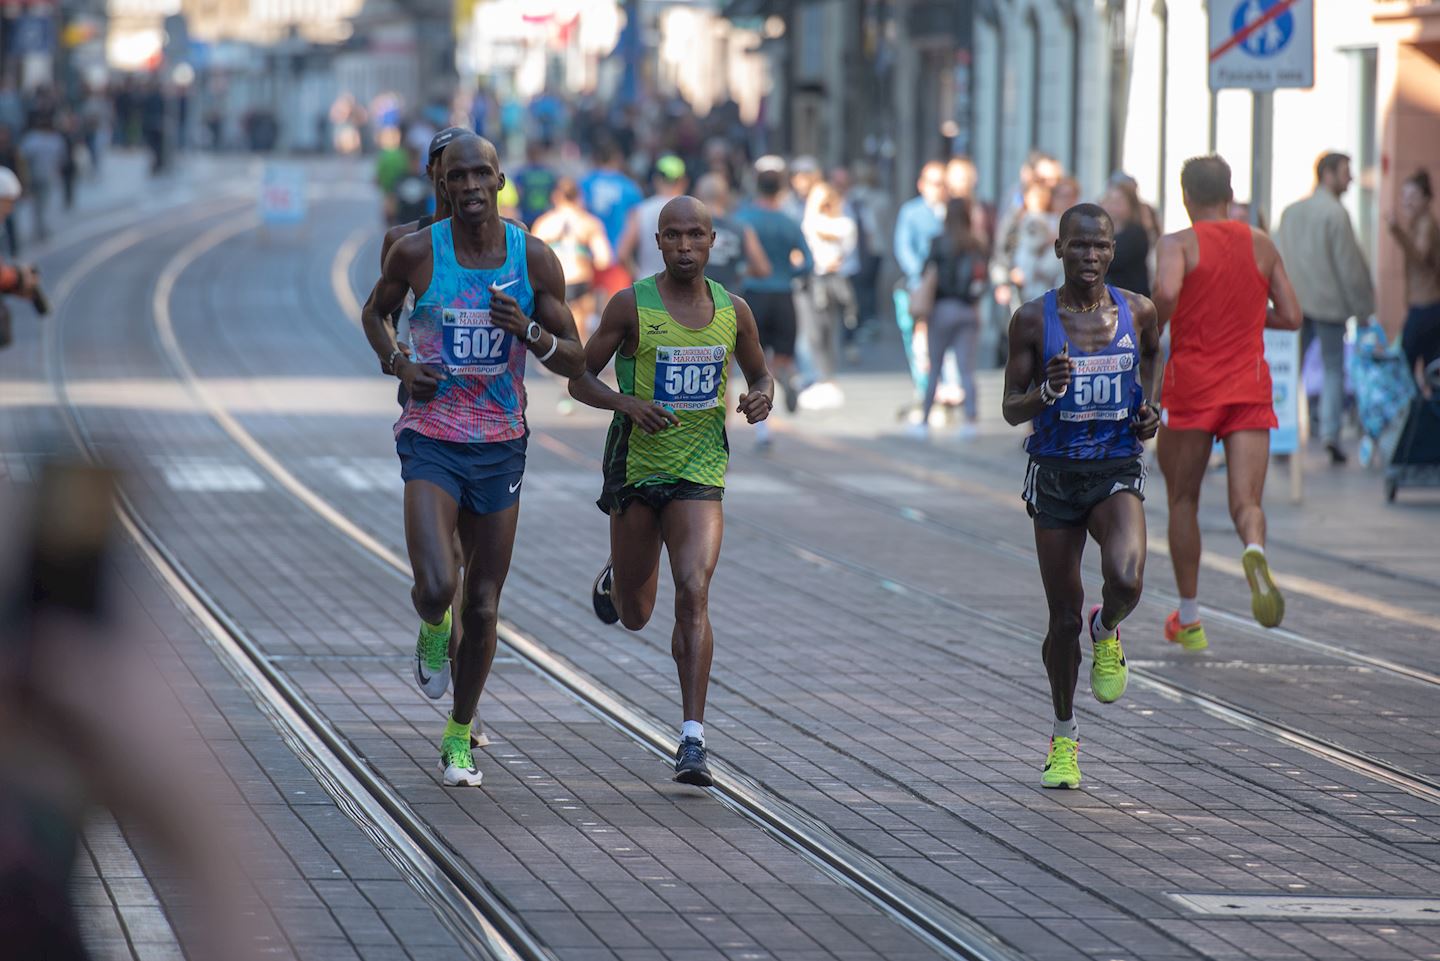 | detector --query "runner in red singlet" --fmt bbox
[1152,155,1302,647]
